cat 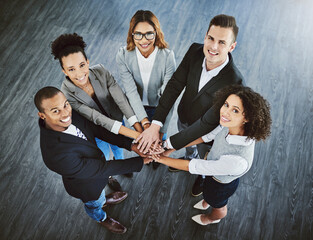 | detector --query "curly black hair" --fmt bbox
[51,33,87,68]
[213,85,272,141]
